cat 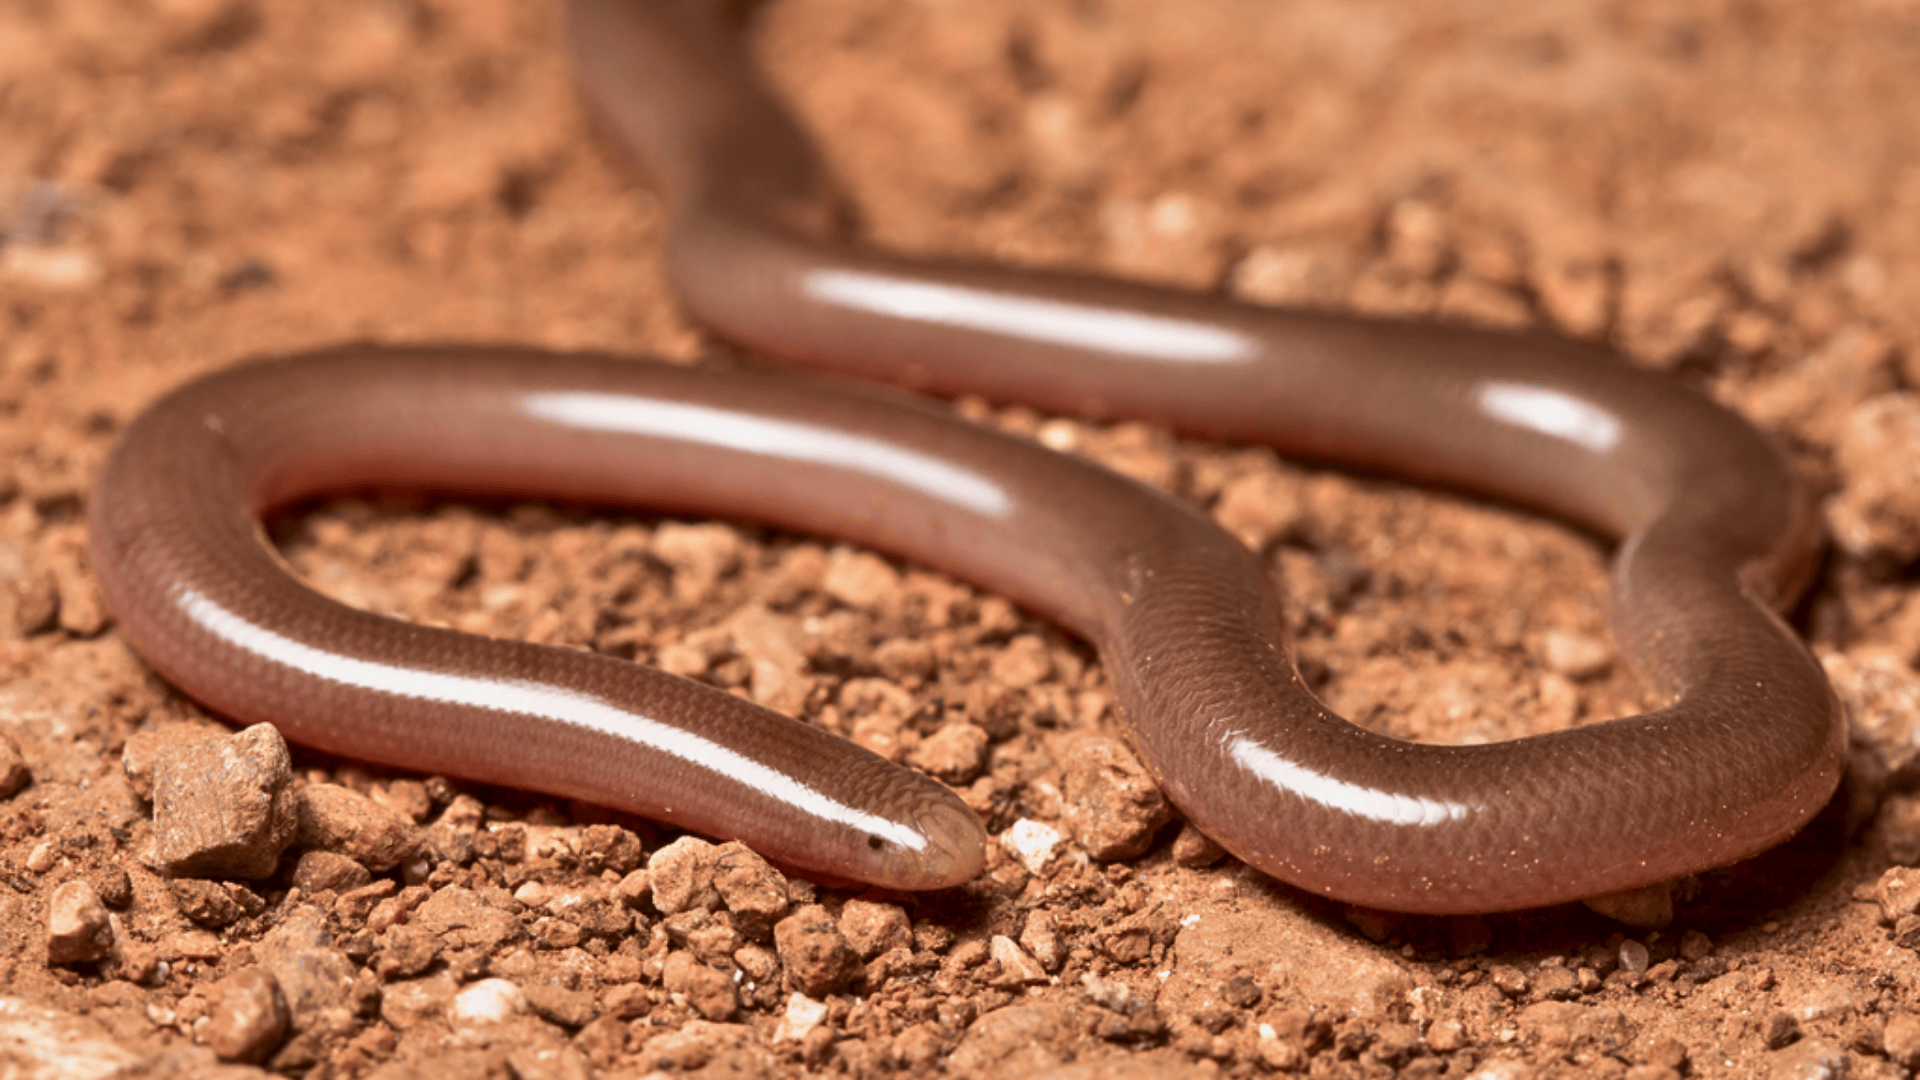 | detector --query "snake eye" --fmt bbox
[866,834,885,851]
